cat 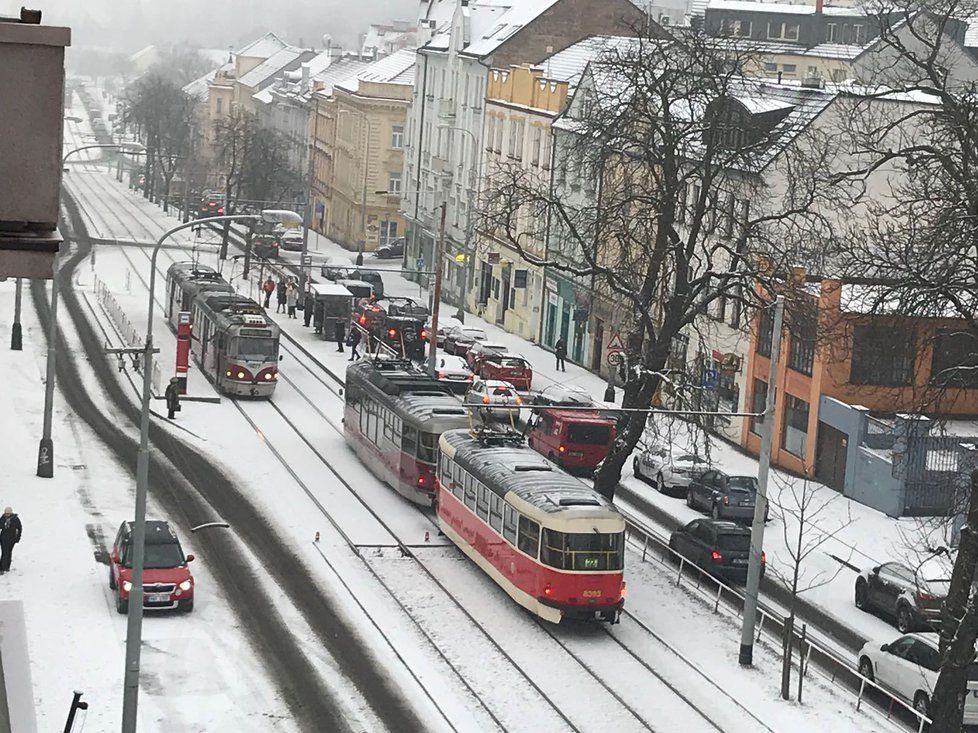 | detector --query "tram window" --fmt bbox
[502,505,518,544]
[360,401,369,435]
[402,425,417,455]
[464,477,477,510]
[517,516,540,558]
[418,432,438,463]
[476,485,490,521]
[541,528,568,570]
[489,494,503,532]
